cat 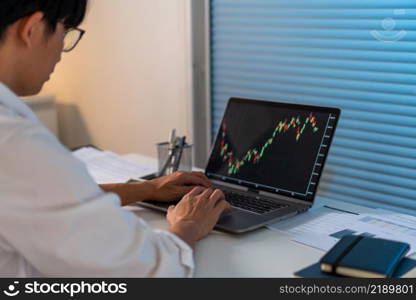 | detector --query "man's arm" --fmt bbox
[100,171,213,206]
[0,123,198,277]
[99,181,156,206]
